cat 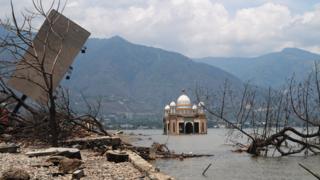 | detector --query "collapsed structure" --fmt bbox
[163,90,207,135]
